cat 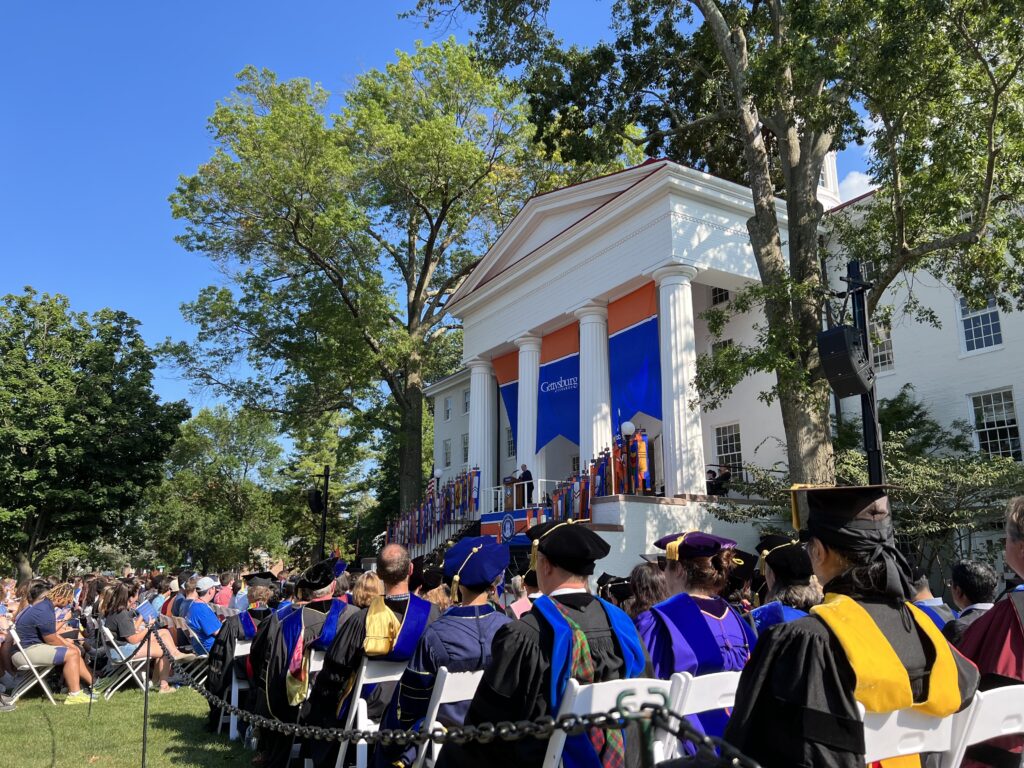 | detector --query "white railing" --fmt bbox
[487,478,561,514]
